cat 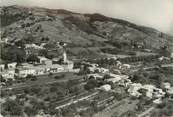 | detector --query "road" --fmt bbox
[131,63,173,73]
[161,63,173,68]
[55,91,99,109]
